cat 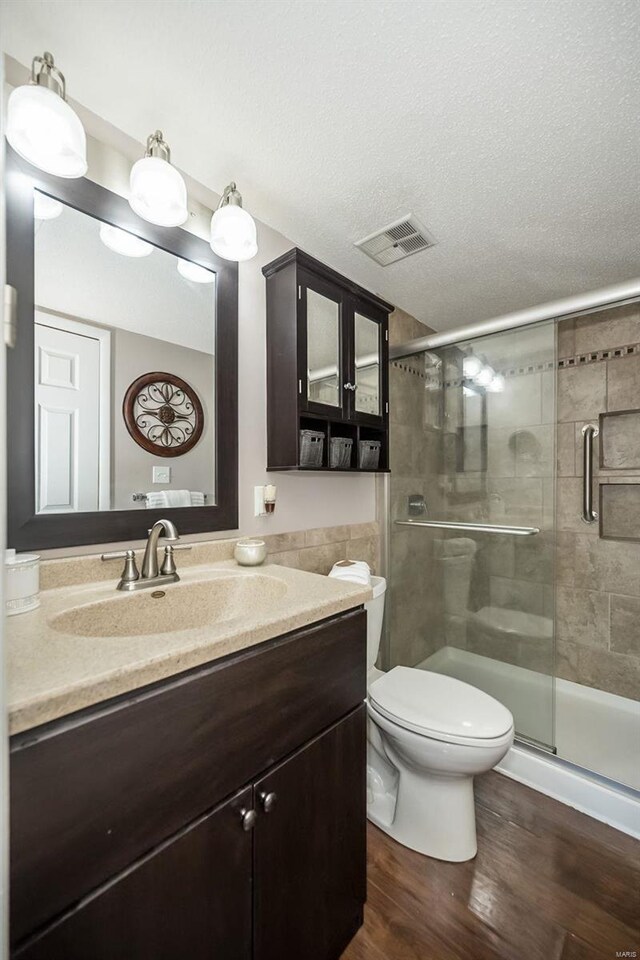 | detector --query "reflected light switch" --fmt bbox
[153,466,171,484]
